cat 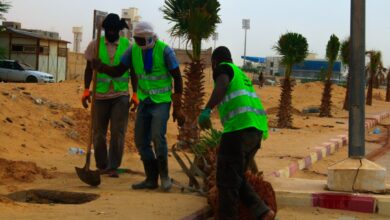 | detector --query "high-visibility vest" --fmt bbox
[132,40,172,103]
[96,36,130,94]
[217,62,269,139]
